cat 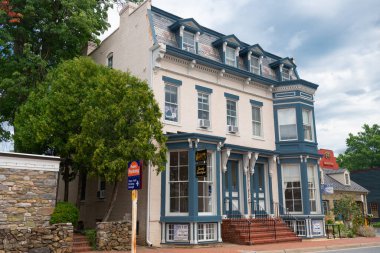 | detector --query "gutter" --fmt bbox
[145,161,153,247]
